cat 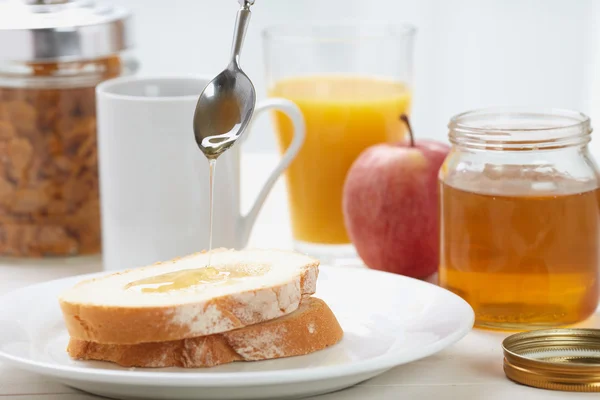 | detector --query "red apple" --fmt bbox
[342,116,450,279]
